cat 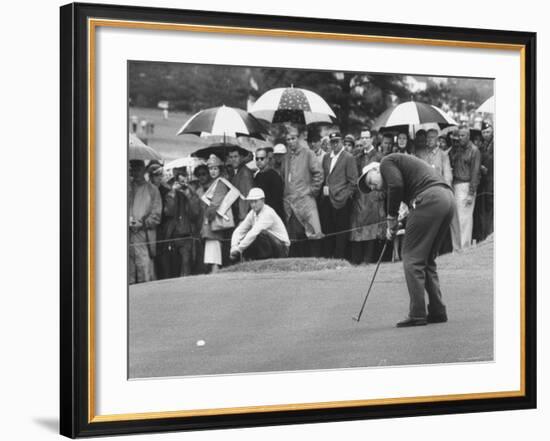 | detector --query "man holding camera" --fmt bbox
[162,171,201,277]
